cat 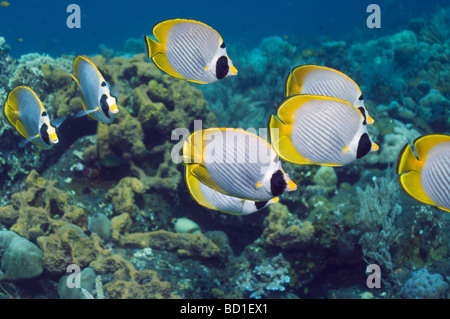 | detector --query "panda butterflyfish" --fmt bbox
[144,19,238,84]
[396,134,450,212]
[269,94,378,166]
[285,65,374,125]
[186,168,279,215]
[70,56,119,124]
[3,86,65,149]
[183,128,297,201]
